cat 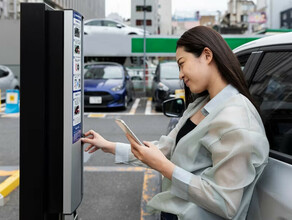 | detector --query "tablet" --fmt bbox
[115,119,144,146]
